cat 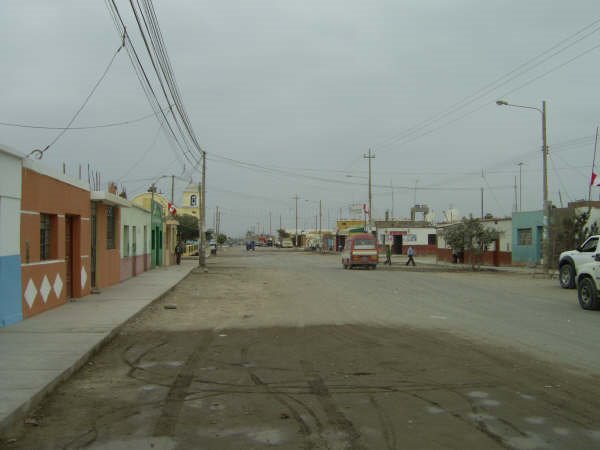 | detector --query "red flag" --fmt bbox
[591,172,600,187]
[168,202,177,215]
